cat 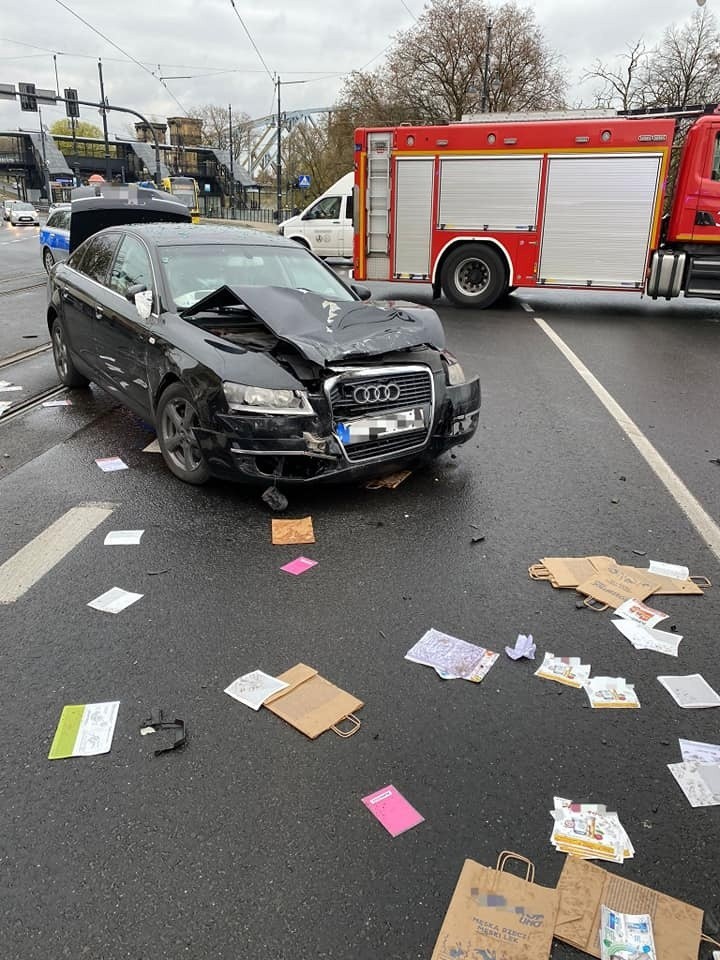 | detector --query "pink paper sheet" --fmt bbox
[281,556,318,576]
[362,784,424,837]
